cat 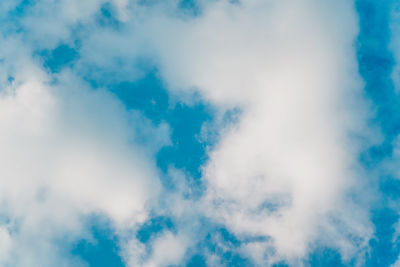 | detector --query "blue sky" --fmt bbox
[0,0,400,266]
